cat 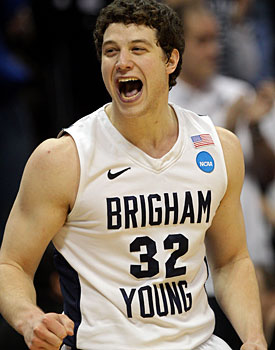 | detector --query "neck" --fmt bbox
[105,104,178,158]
